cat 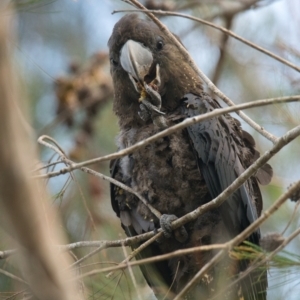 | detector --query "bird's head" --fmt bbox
[108,14,203,124]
